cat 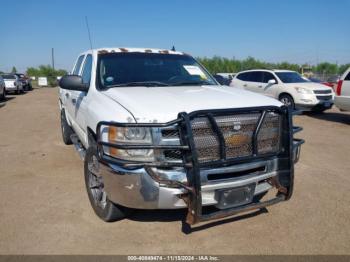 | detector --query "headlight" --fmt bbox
[294,87,313,94]
[100,125,154,162]
[124,127,147,140]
